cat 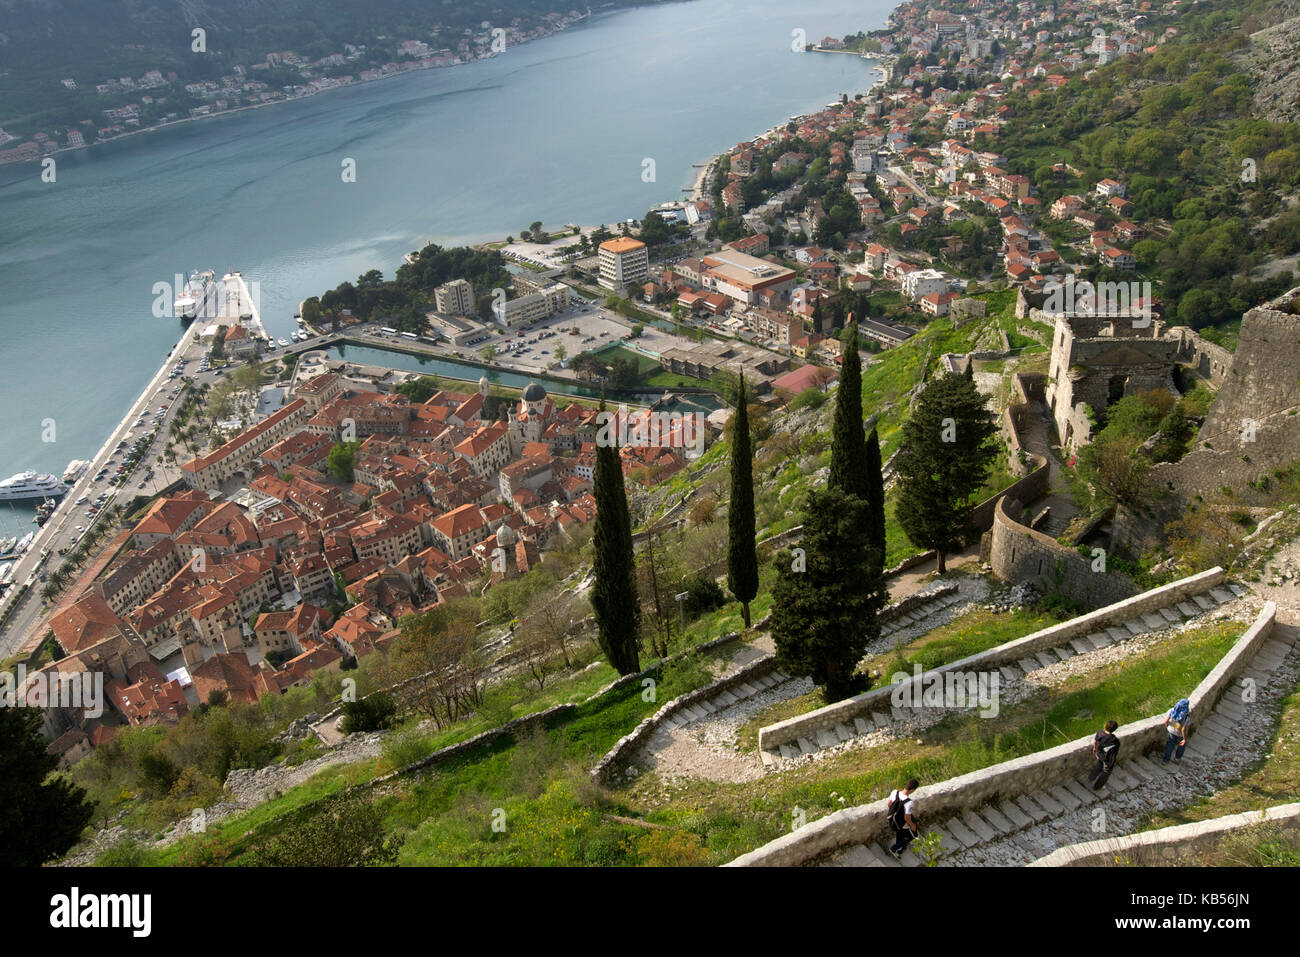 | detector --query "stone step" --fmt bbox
[960,809,997,843]
[1215,700,1245,721]
[771,671,790,682]
[1069,637,1096,656]
[1142,612,1167,632]
[998,799,1033,830]
[716,690,739,707]
[815,729,839,749]
[1109,766,1140,791]
[868,843,902,867]
[999,666,1021,683]
[1227,583,1248,598]
[696,699,717,714]
[1209,588,1235,604]
[1015,794,1053,822]
[1035,651,1060,669]
[796,736,818,756]
[1124,619,1146,637]
[779,743,798,760]
[832,844,884,867]
[1031,789,1067,815]
[1124,758,1156,783]
[979,804,1016,835]
[1087,632,1113,650]
[1260,638,1291,657]
[1046,783,1083,811]
[943,817,981,849]
[1192,594,1215,611]
[736,682,760,698]
[1018,657,1041,674]
[854,717,874,736]
[759,749,777,768]
[890,705,908,722]
[1064,778,1101,804]
[1158,606,1180,623]
[927,828,955,858]
[1052,645,1075,660]
[754,673,777,689]
[834,723,854,743]
[1202,714,1234,736]
[1105,626,1130,644]
[1177,601,1200,618]
[1146,754,1176,774]
[872,711,892,728]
